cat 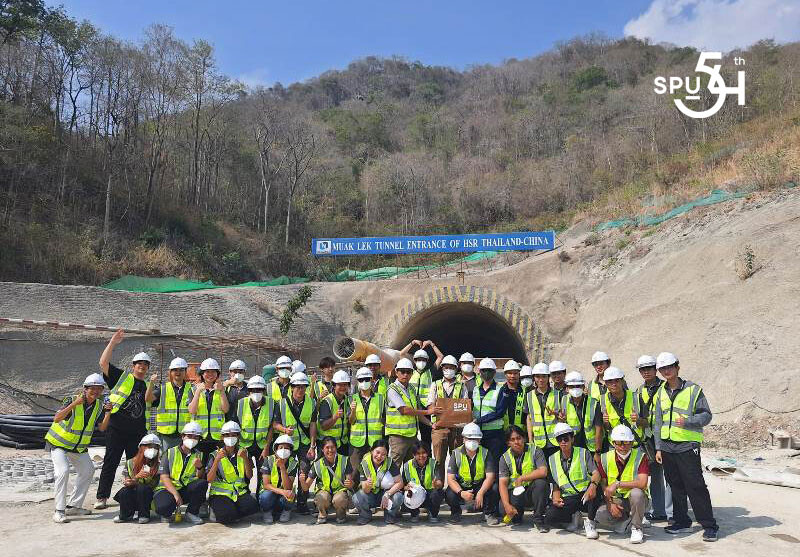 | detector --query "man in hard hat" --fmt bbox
[458,352,477,398]
[594,425,650,544]
[635,355,671,523]
[95,328,152,510]
[445,422,499,525]
[223,360,249,418]
[272,371,317,514]
[559,372,602,457]
[365,353,389,397]
[498,425,549,531]
[236,375,272,491]
[312,356,336,400]
[524,362,560,458]
[188,358,230,466]
[653,352,718,542]
[549,360,568,399]
[146,357,193,452]
[501,360,527,431]
[46,373,112,523]
[386,358,436,467]
[599,367,644,455]
[318,370,352,456]
[588,351,611,402]
[473,358,510,464]
[402,339,444,453]
[267,355,294,402]
[544,422,603,538]
[154,421,208,524]
[207,421,260,524]
[428,354,468,477]
[349,367,386,474]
